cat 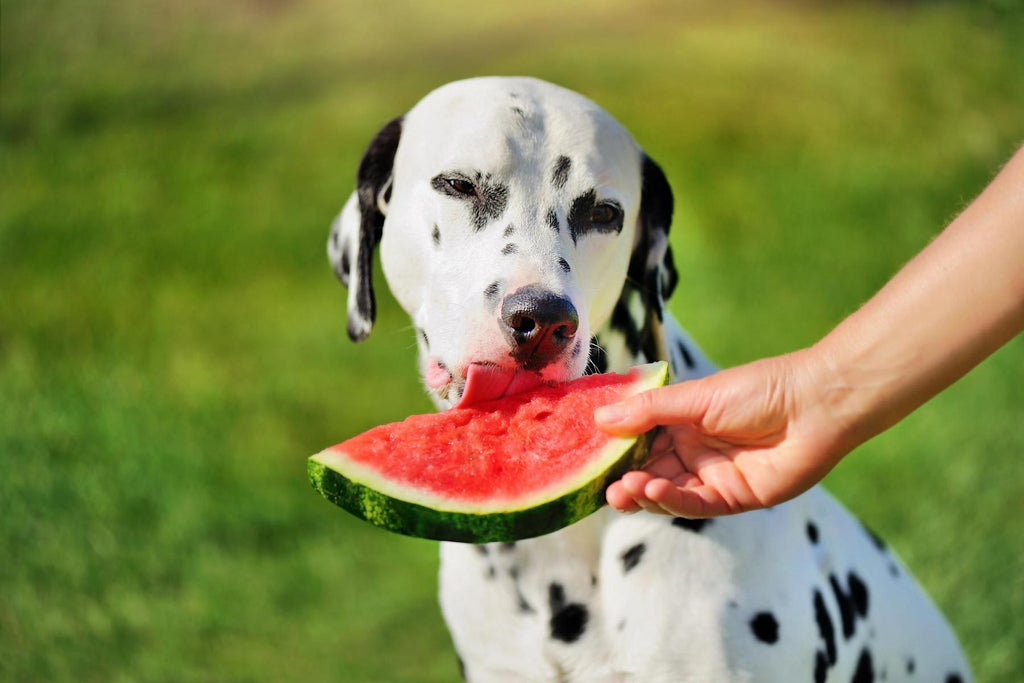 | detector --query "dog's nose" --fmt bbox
[500,286,579,370]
